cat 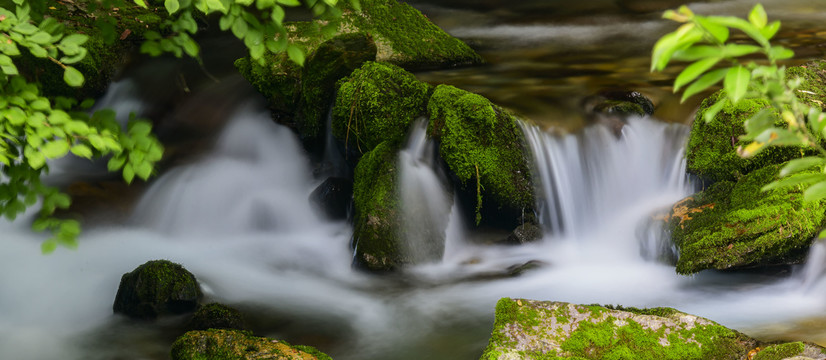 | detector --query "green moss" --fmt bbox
[332,61,432,154]
[339,0,482,70]
[113,259,202,319]
[671,163,826,274]
[686,91,808,182]
[752,342,805,360]
[786,60,826,111]
[188,303,246,331]
[171,329,330,360]
[234,56,300,116]
[481,299,755,360]
[427,85,534,228]
[351,141,404,271]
